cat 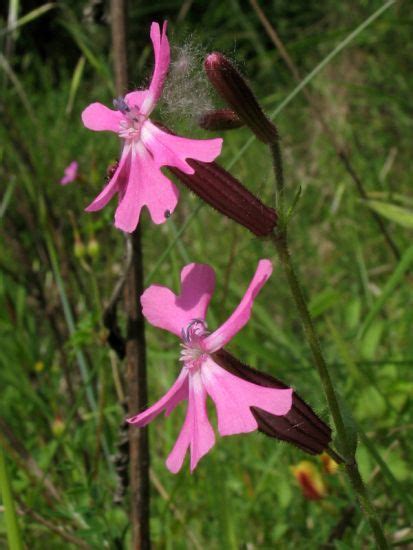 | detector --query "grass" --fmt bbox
[1,0,412,547]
